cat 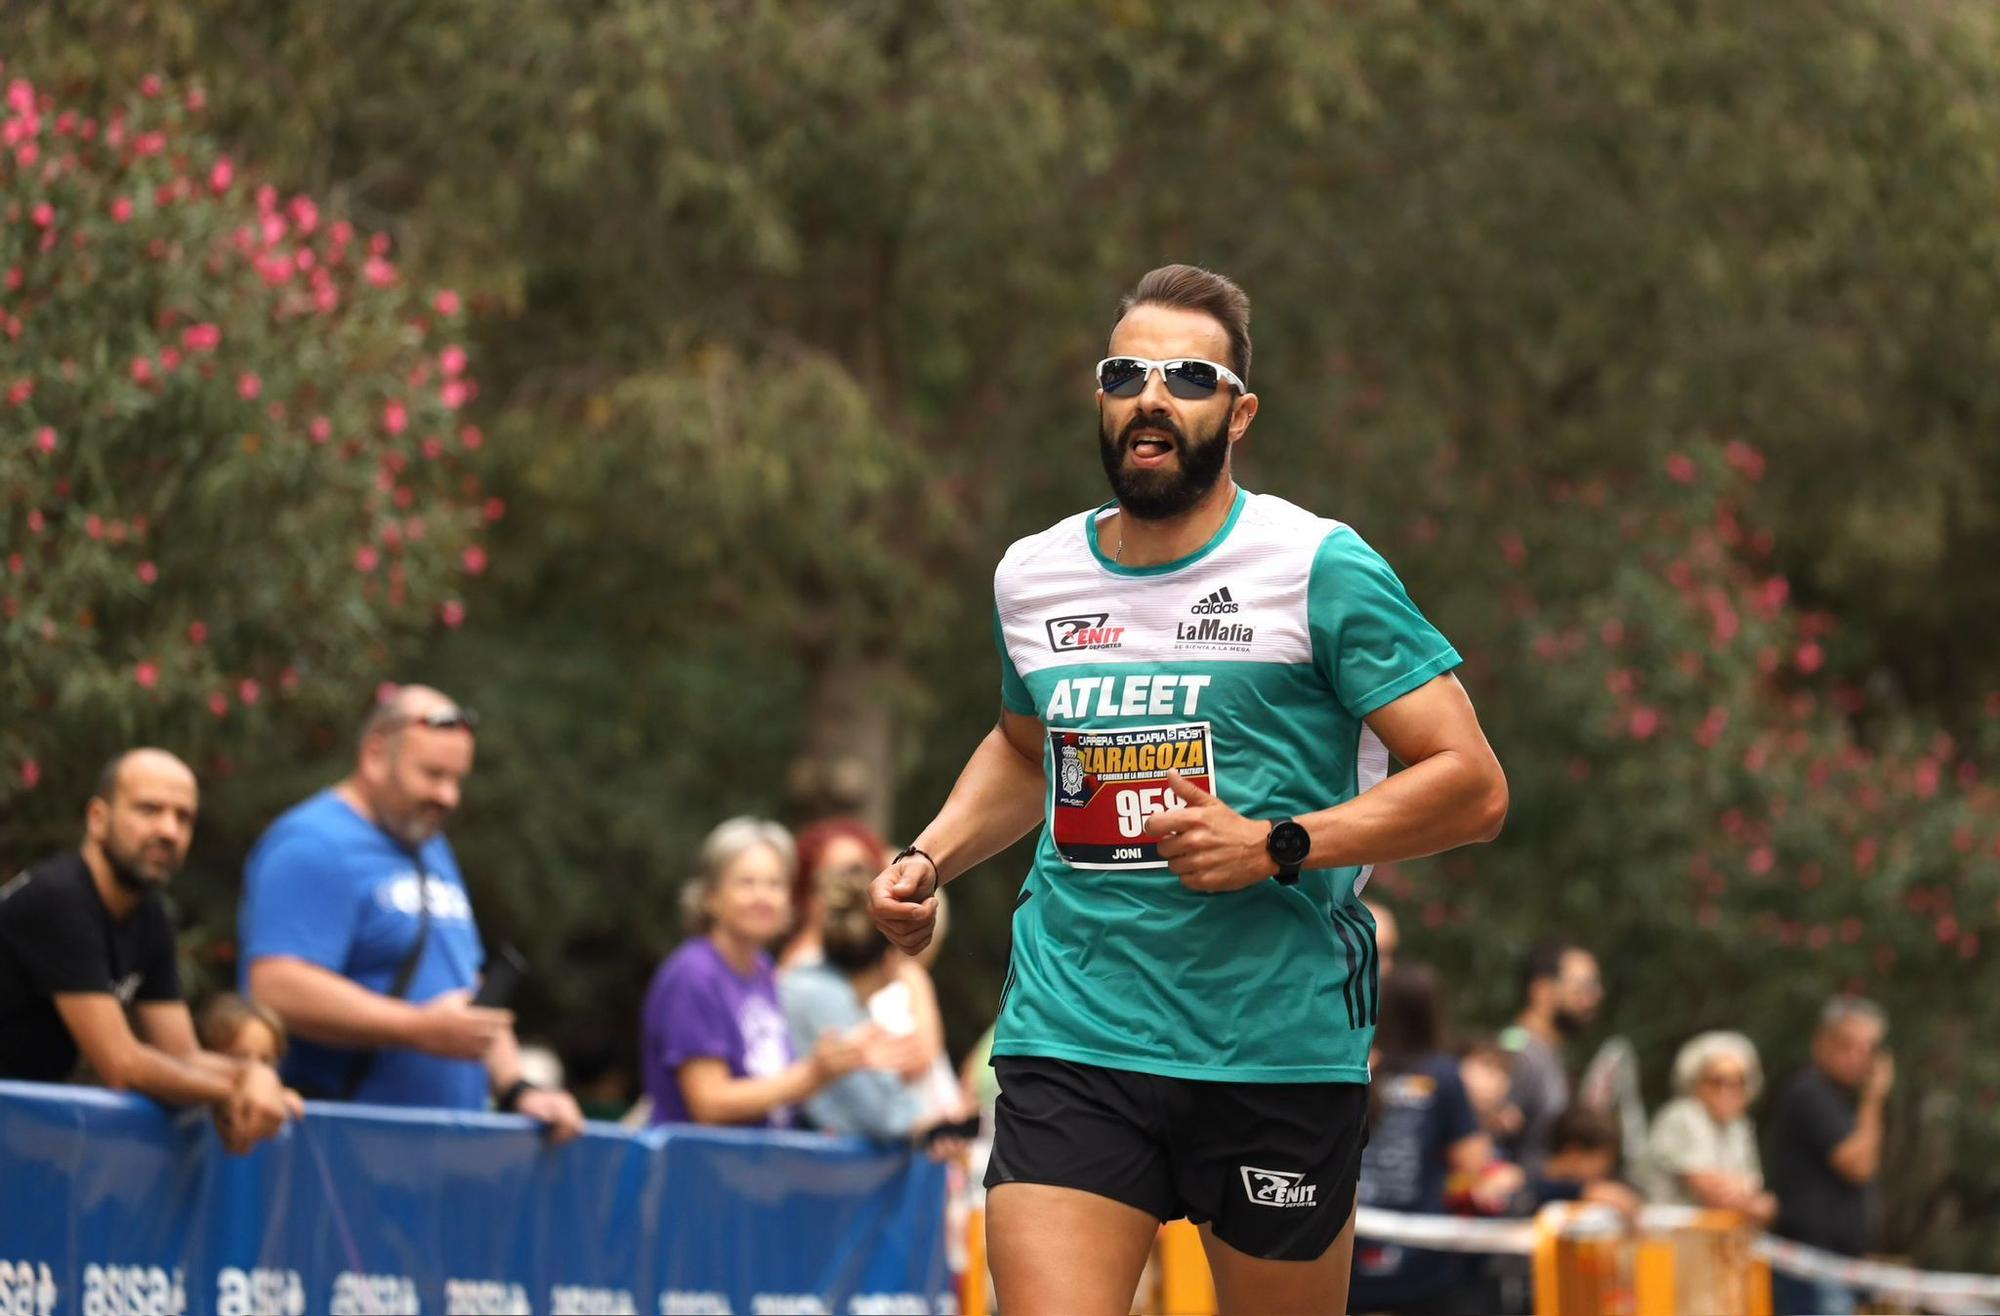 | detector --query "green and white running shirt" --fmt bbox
[990,487,1461,1083]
